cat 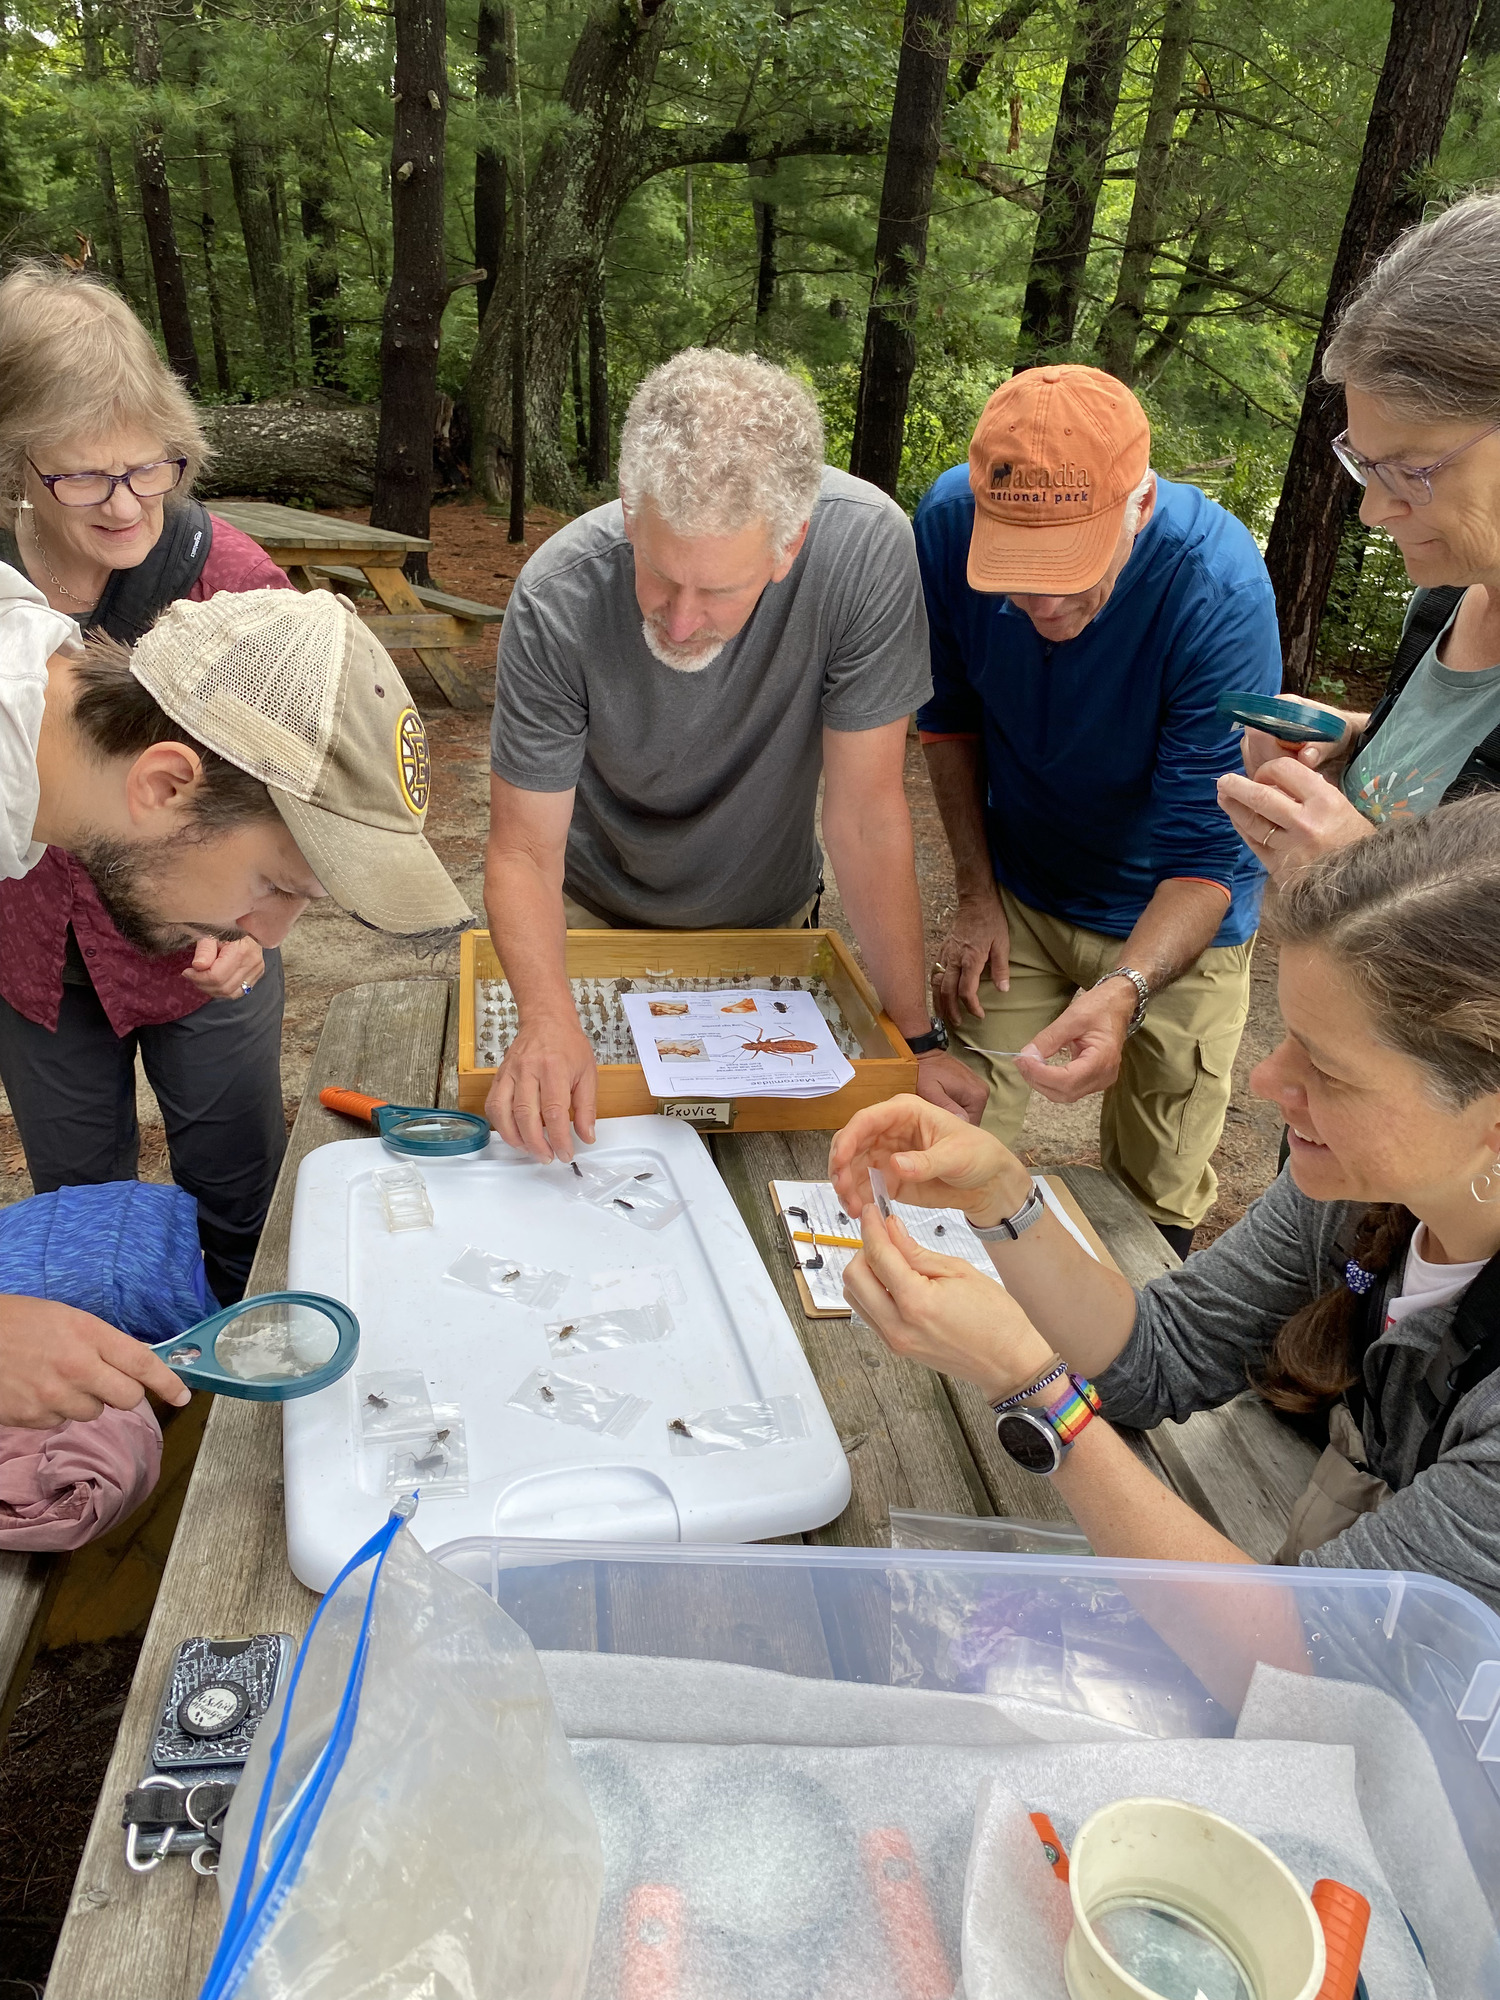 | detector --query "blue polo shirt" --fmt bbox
[914,468,1279,946]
